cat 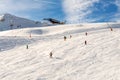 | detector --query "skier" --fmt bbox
[85,32,88,36]
[85,40,87,45]
[70,35,72,38]
[110,27,113,31]
[26,45,29,49]
[29,33,31,38]
[64,36,67,41]
[49,52,53,58]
